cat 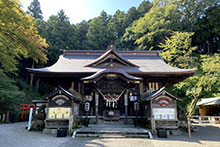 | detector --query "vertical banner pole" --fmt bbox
[28,108,33,131]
